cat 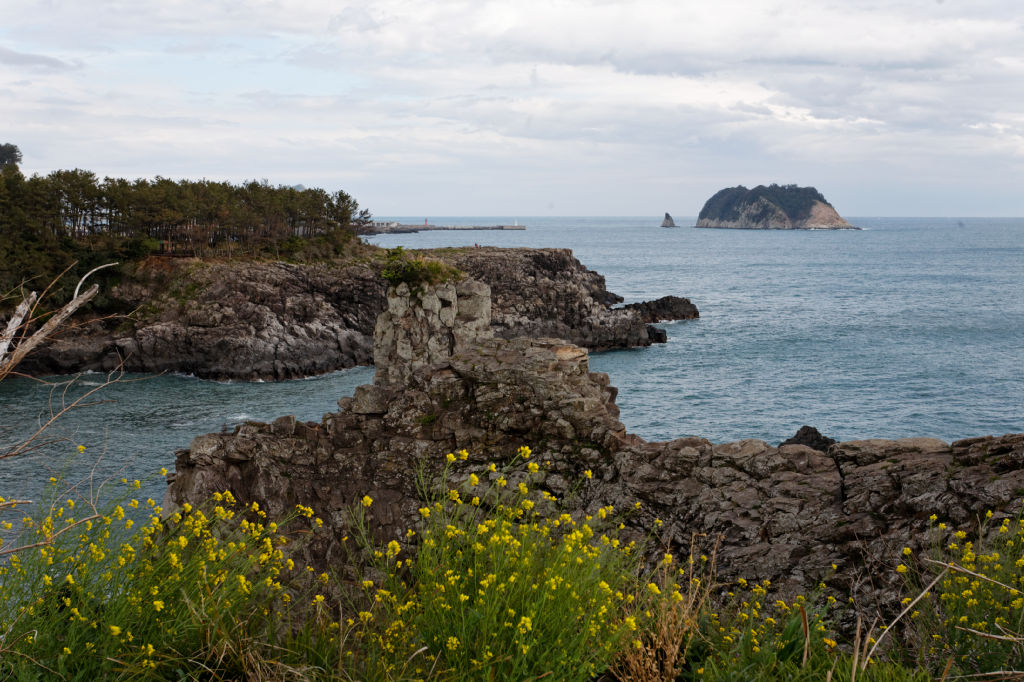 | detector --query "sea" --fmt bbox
[1,216,1022,506]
